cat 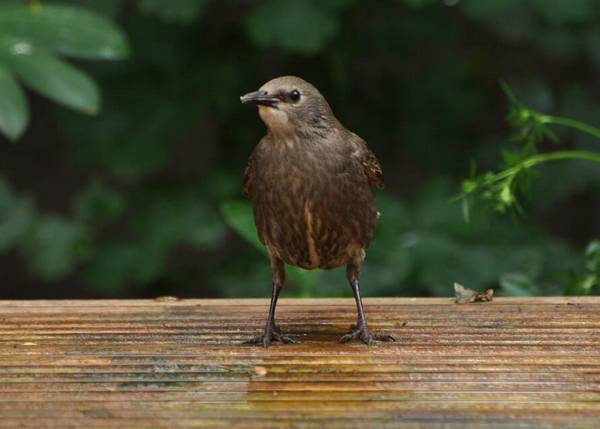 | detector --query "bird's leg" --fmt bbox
[244,257,296,347]
[339,263,396,345]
